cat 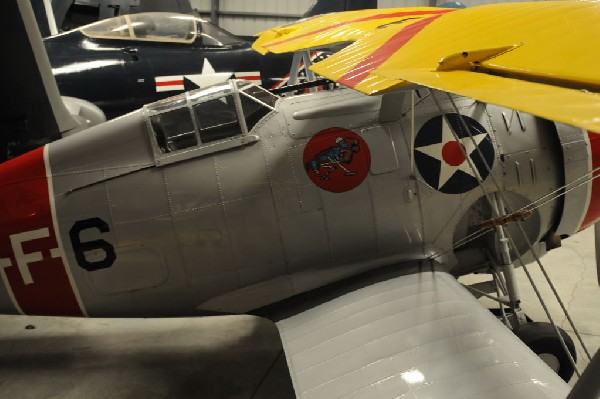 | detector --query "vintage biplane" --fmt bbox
[1,1,600,398]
